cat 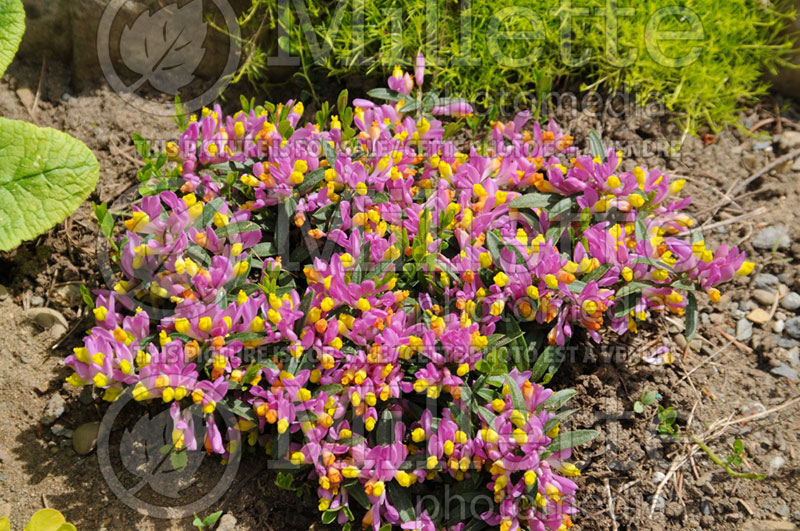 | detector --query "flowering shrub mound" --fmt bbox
[66,56,751,530]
